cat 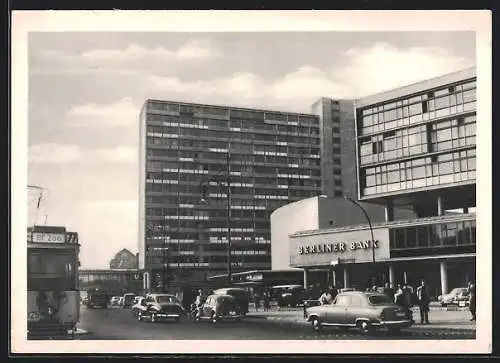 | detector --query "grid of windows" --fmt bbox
[359,80,476,135]
[142,101,324,270]
[359,115,476,165]
[363,149,475,195]
[357,77,476,198]
[389,220,476,250]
